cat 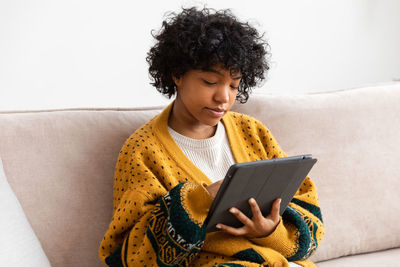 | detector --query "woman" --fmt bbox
[99,6,324,267]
